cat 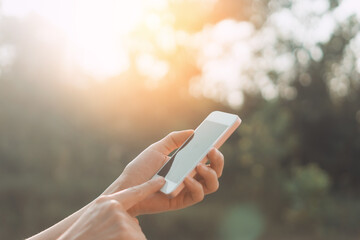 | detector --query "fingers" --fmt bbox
[110,177,165,210]
[196,163,219,194]
[151,130,194,155]
[191,148,223,195]
[183,176,204,203]
[207,148,224,177]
